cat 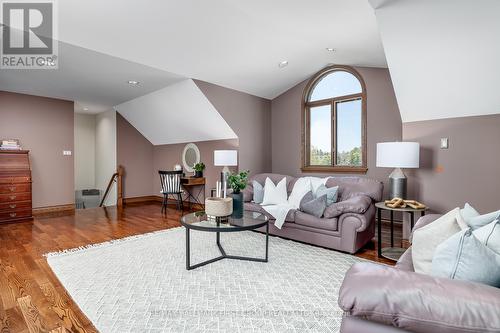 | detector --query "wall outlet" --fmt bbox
[63,150,72,156]
[440,138,449,149]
